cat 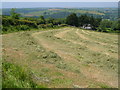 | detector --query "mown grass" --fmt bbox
[2,61,48,88]
[2,27,118,88]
